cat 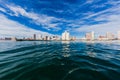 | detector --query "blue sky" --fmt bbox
[0,0,120,38]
